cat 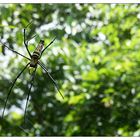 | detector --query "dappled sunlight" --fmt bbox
[0,3,140,136]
